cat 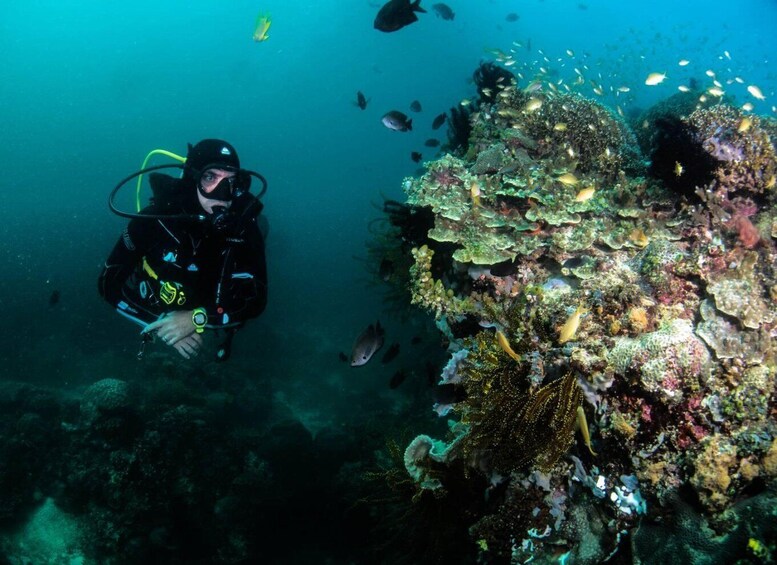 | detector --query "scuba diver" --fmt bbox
[99,139,268,361]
